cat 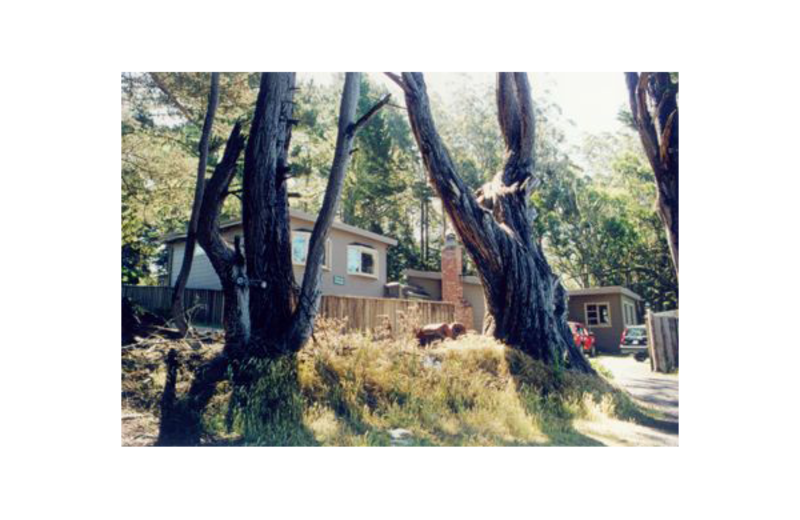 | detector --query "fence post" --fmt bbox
[646,310,679,373]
